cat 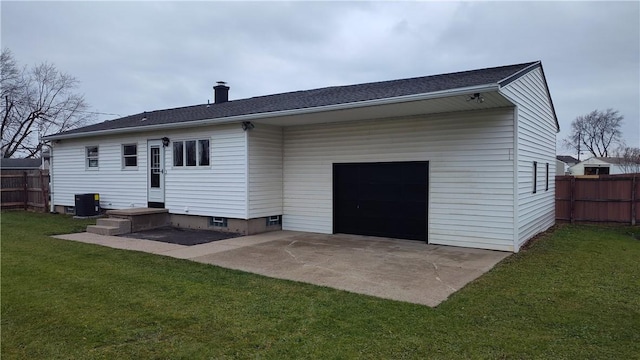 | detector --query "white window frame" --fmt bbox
[122,143,138,169]
[86,146,99,169]
[172,138,210,168]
